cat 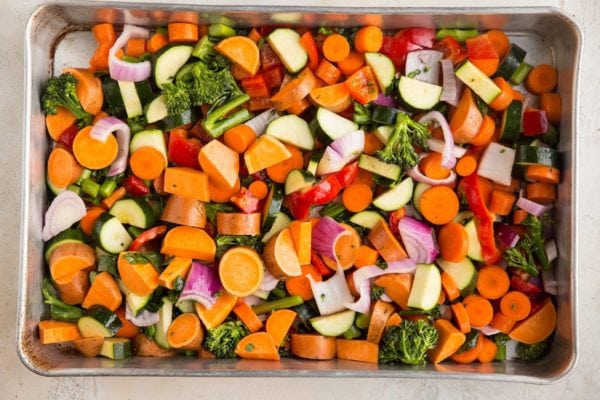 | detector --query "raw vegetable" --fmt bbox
[204,320,250,358]
[378,319,439,365]
[376,112,430,170]
[42,73,94,128]
[516,340,549,361]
